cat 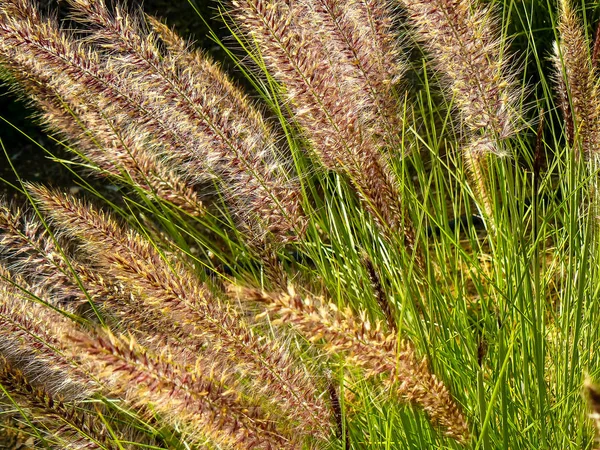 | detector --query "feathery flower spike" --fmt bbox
[0,201,189,346]
[398,0,519,141]
[232,0,420,258]
[0,264,96,400]
[397,0,522,228]
[30,185,333,441]
[553,0,600,159]
[231,285,470,441]
[0,0,206,216]
[304,0,407,149]
[65,0,305,243]
[66,328,298,449]
[0,357,115,450]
